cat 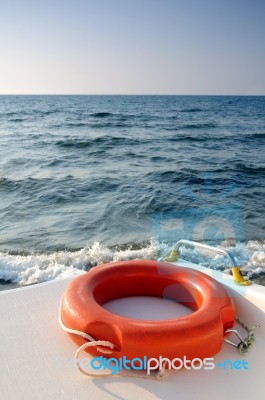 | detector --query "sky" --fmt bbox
[0,0,265,95]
